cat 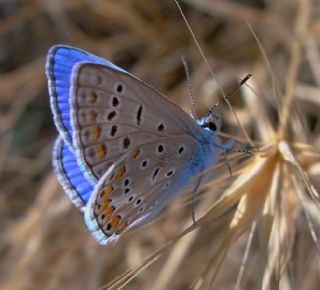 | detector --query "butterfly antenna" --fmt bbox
[174,0,254,146]
[181,56,198,119]
[209,74,252,112]
[174,0,218,89]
